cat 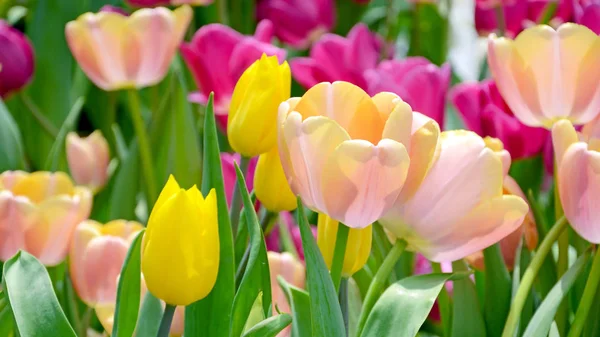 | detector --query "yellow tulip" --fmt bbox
[254,147,297,212]
[227,53,291,157]
[141,175,219,306]
[317,213,372,277]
